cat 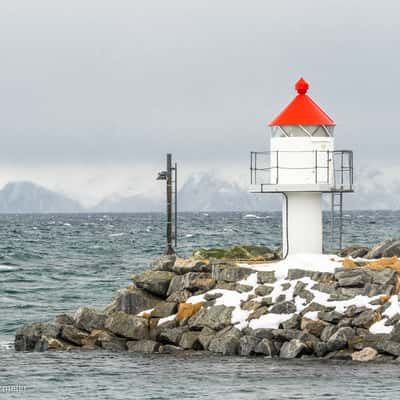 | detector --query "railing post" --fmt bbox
[341,151,344,188]
[276,151,279,184]
[250,152,253,185]
[315,150,318,184]
[327,150,330,185]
